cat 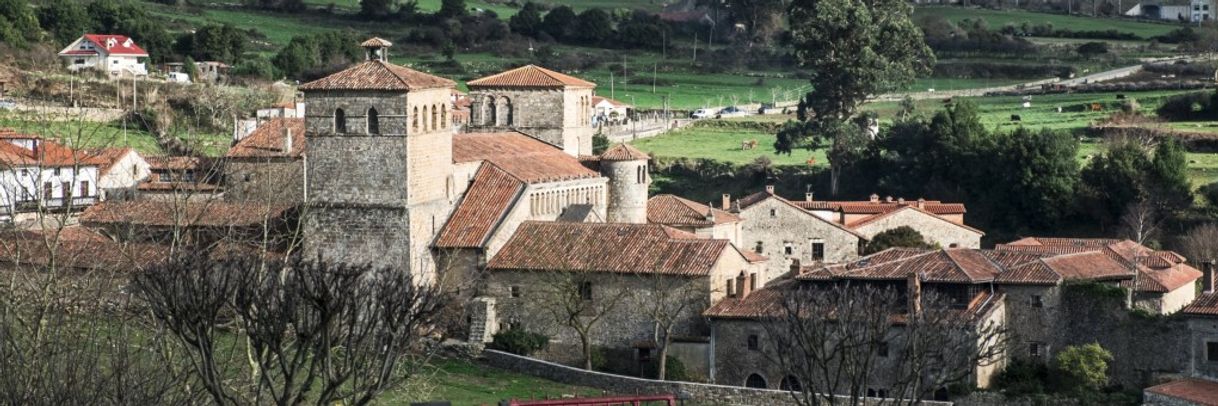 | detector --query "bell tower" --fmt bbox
[300,39,456,280]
